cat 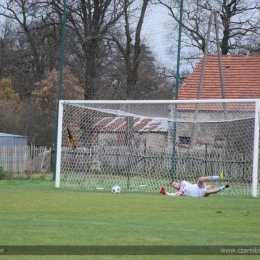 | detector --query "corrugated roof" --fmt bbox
[93,117,168,132]
[178,54,260,100]
[0,133,27,138]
